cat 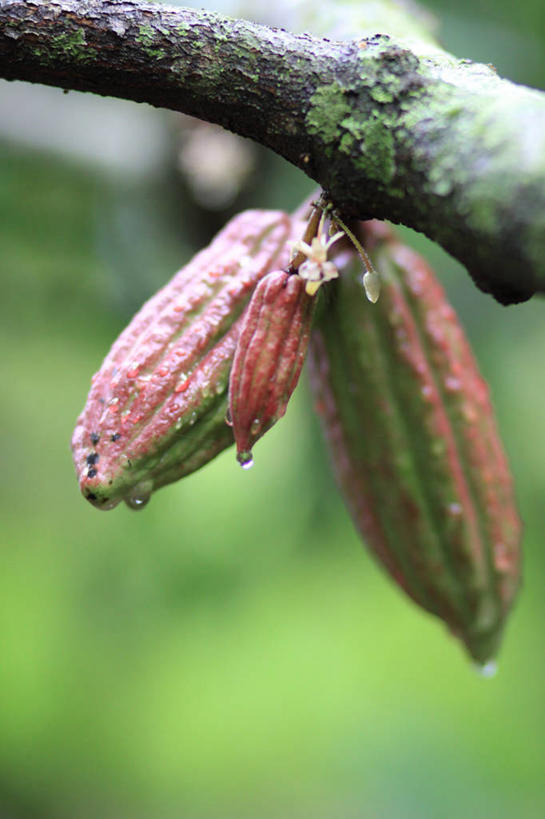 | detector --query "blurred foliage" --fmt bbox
[0,1,544,817]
